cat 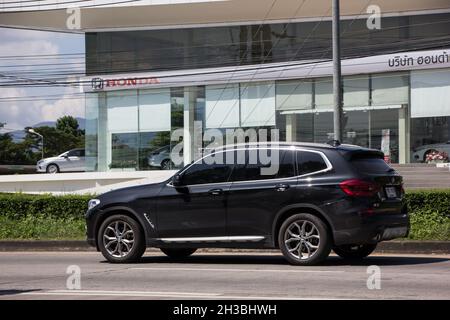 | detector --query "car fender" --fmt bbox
[95,205,156,244]
[272,203,335,246]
